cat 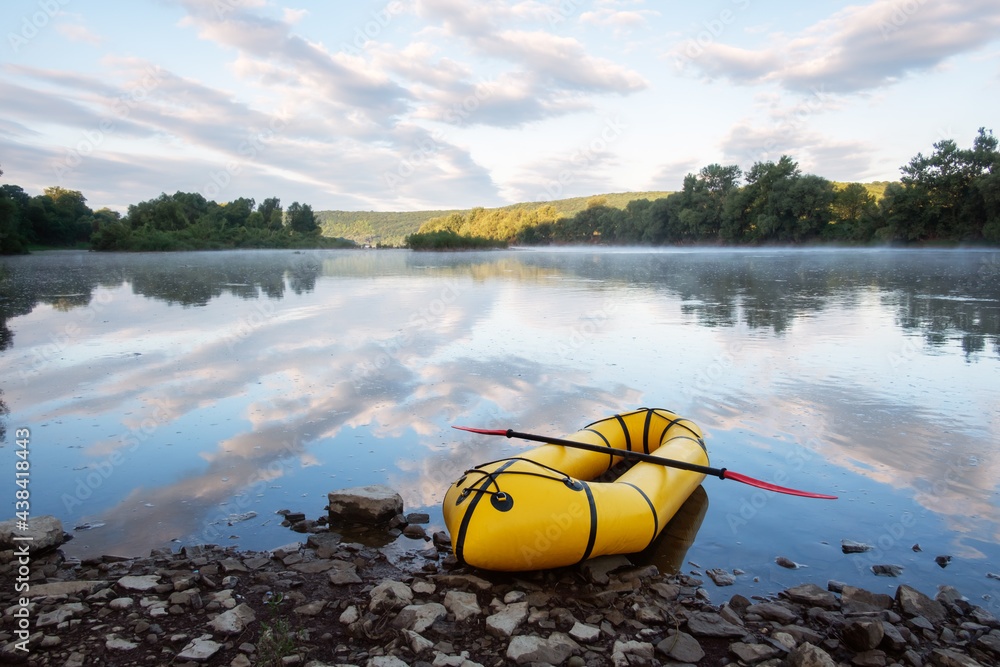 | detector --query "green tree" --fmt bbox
[259,198,282,230]
[894,128,1000,241]
[287,202,319,234]
[0,168,31,254]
